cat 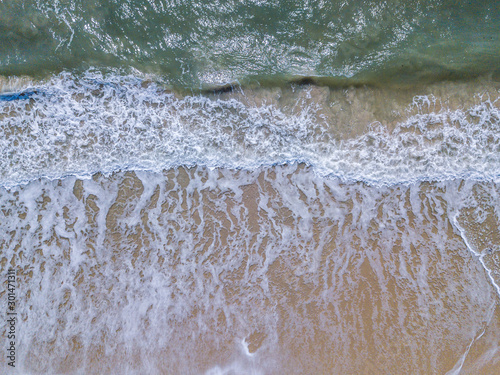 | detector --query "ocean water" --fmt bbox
[1,0,499,87]
[1,1,500,374]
